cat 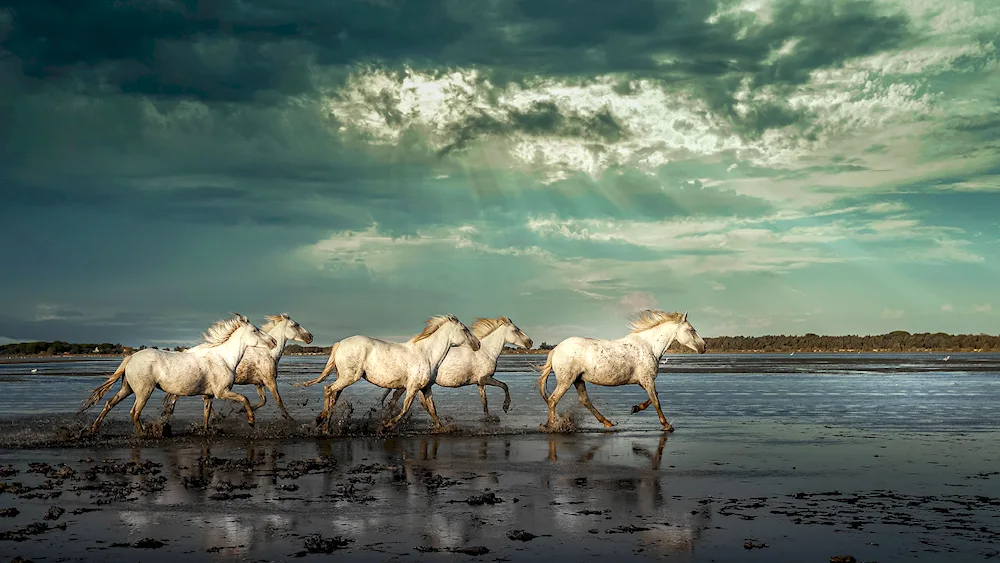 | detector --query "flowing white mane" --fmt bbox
[627,310,685,333]
[410,314,460,343]
[261,313,290,332]
[189,314,251,350]
[471,316,511,339]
